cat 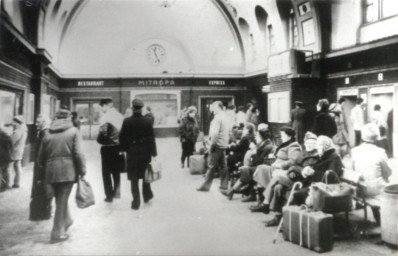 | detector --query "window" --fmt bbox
[268,91,290,123]
[289,8,299,48]
[268,25,275,53]
[364,0,398,23]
